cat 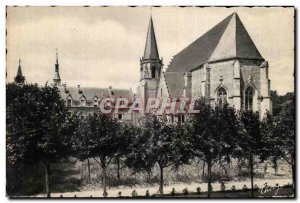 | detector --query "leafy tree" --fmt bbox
[187,99,240,197]
[125,122,152,175]
[238,110,263,197]
[271,90,294,116]
[69,114,93,183]
[7,83,73,197]
[73,113,120,197]
[114,122,136,182]
[126,115,189,195]
[275,99,295,187]
[261,112,283,175]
